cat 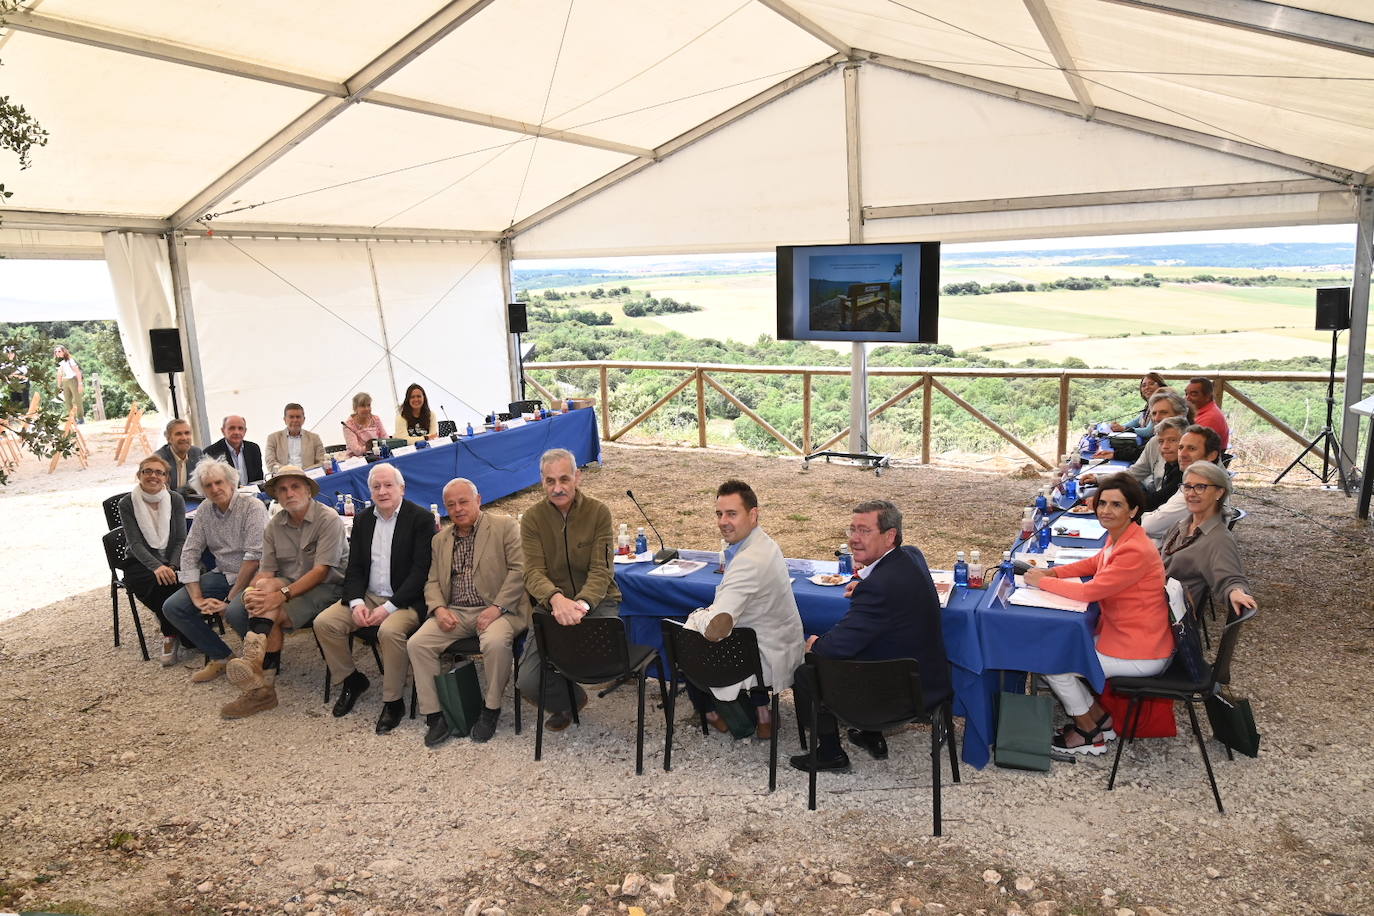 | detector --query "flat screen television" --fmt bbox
[776,241,939,343]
